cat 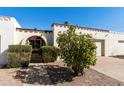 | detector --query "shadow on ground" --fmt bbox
[14,65,74,85]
